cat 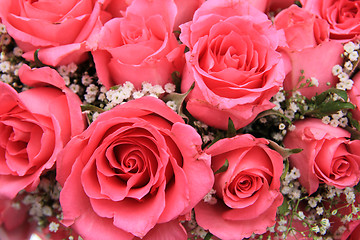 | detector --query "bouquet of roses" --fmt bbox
[1,0,360,239]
